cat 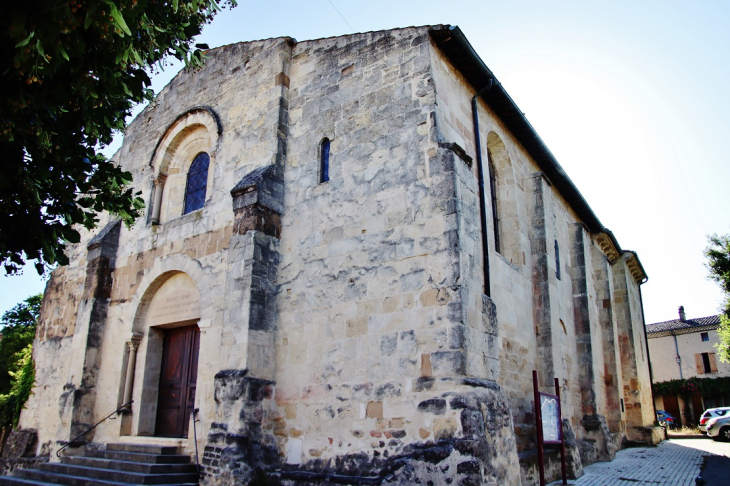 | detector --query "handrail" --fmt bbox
[192,408,200,476]
[57,400,133,457]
